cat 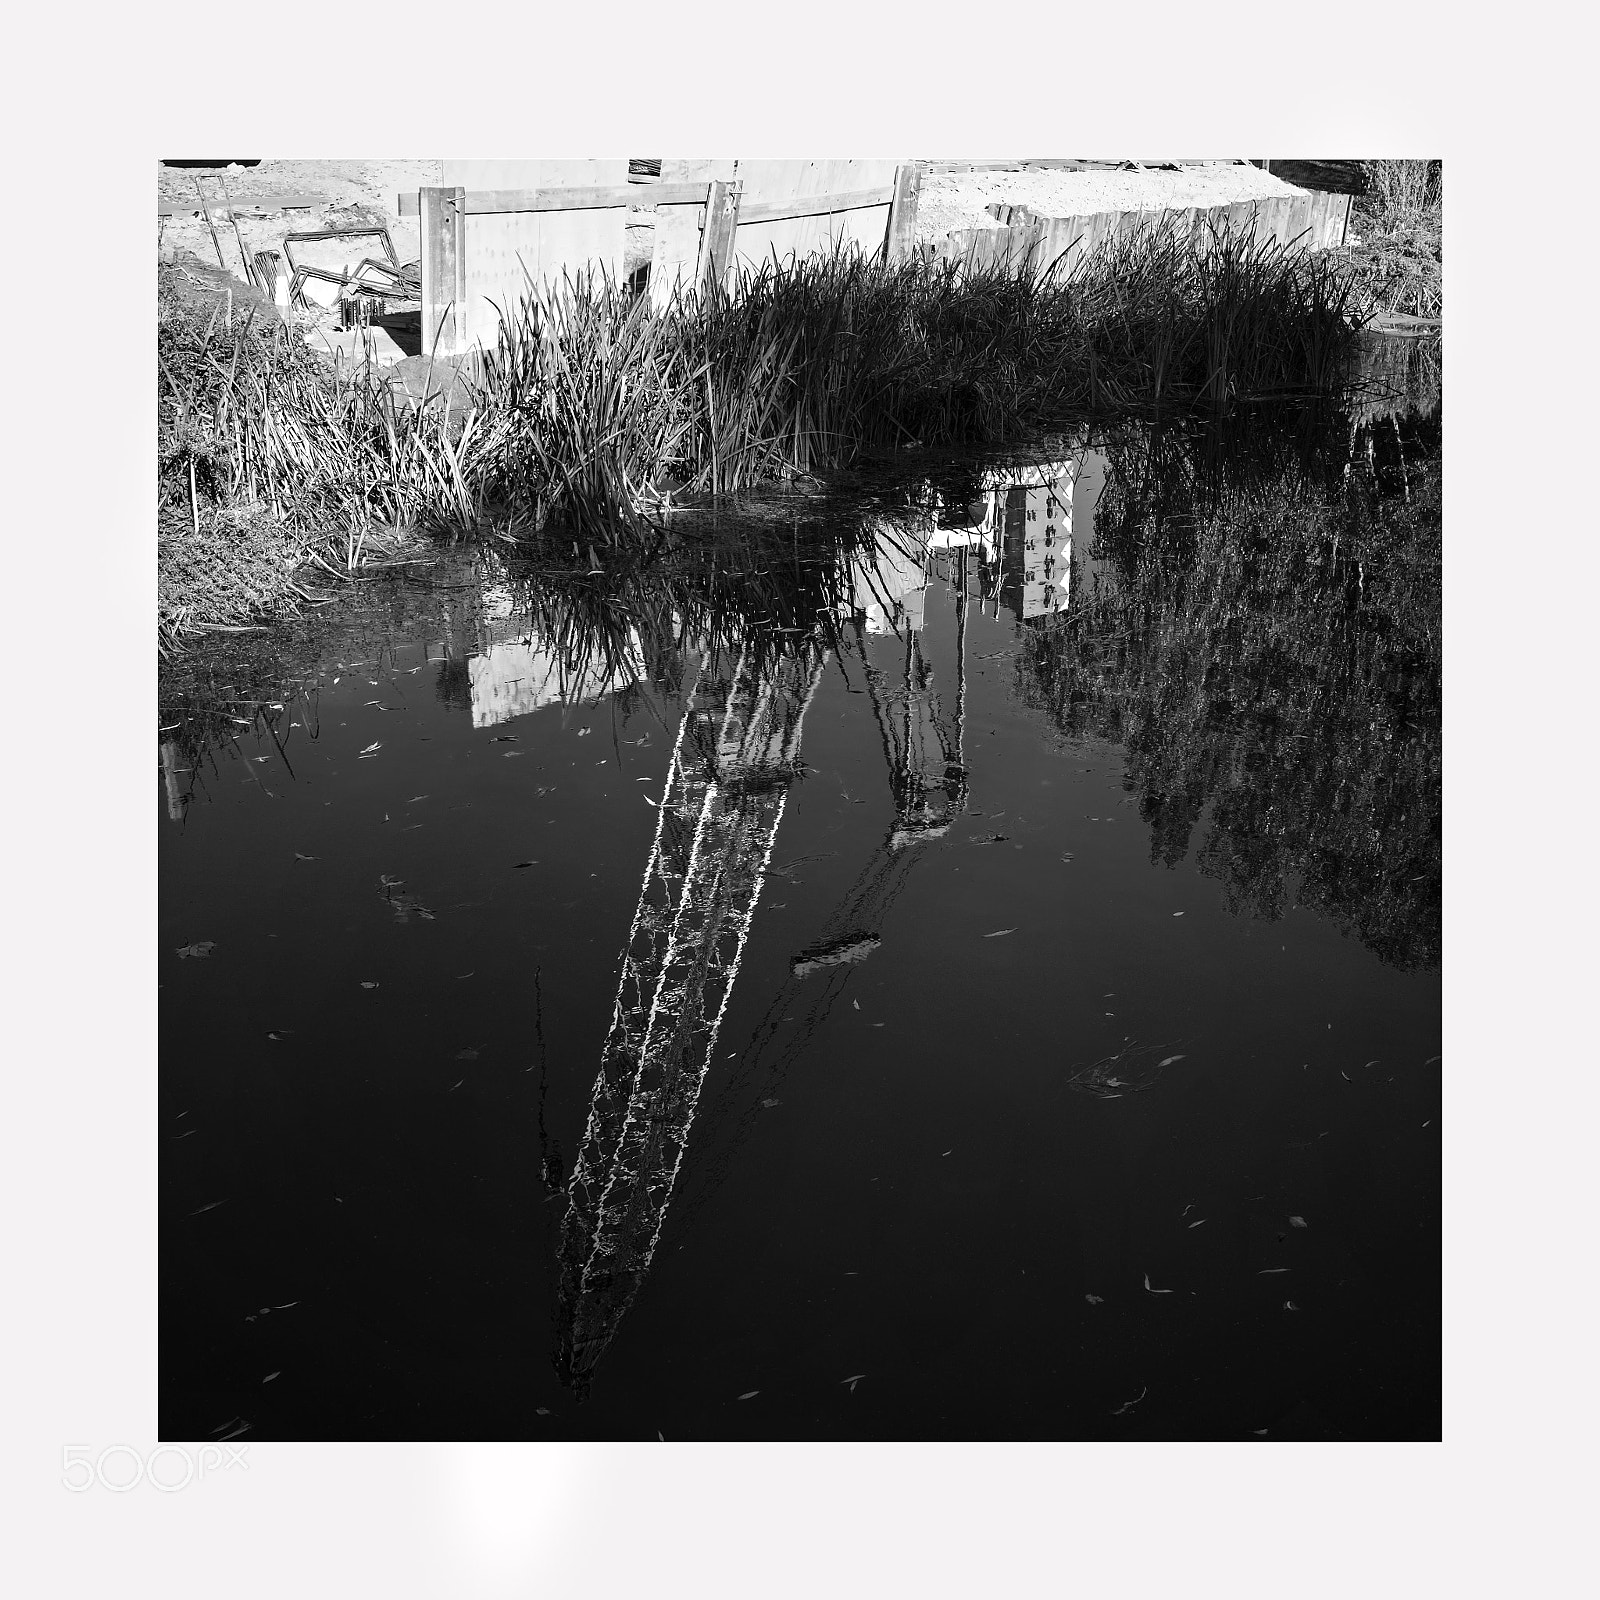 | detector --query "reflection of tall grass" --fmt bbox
[160,499,914,782]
